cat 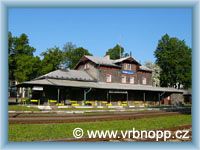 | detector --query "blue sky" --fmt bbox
[8,8,192,64]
